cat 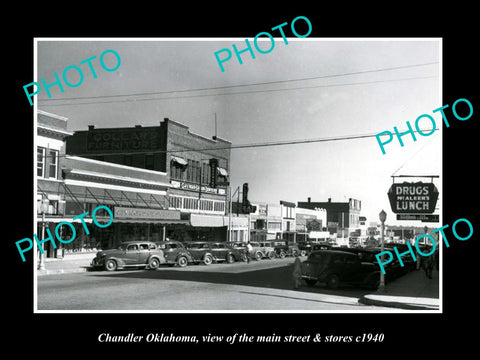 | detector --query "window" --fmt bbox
[127,244,138,251]
[170,196,183,209]
[37,147,45,177]
[184,197,198,210]
[214,201,225,212]
[48,149,58,178]
[139,244,150,250]
[48,200,58,215]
